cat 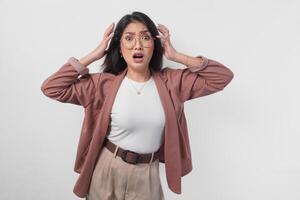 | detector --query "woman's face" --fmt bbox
[120,21,154,72]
